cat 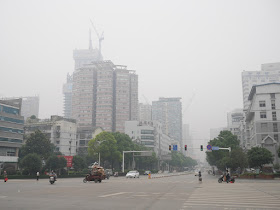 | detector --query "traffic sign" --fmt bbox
[212,146,219,150]
[173,145,178,151]
[207,144,212,150]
